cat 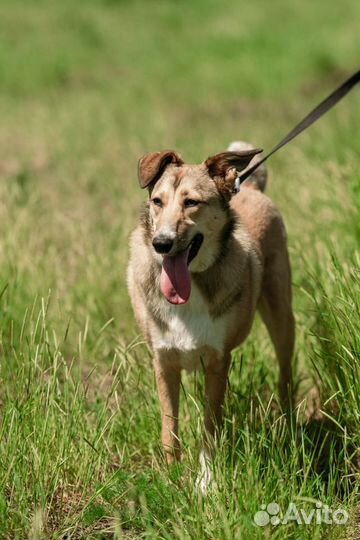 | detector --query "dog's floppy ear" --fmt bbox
[138,150,184,189]
[205,149,262,191]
